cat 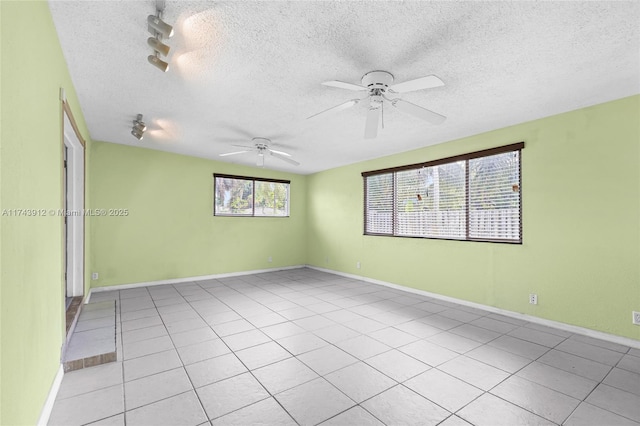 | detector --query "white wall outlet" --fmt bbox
[356,261,361,269]
[529,293,538,305]
[325,256,329,264]
[633,311,640,325]
[268,256,272,263]
[91,272,99,280]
